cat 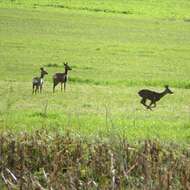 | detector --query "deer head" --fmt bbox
[63,62,72,71]
[40,67,48,76]
[164,85,173,94]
